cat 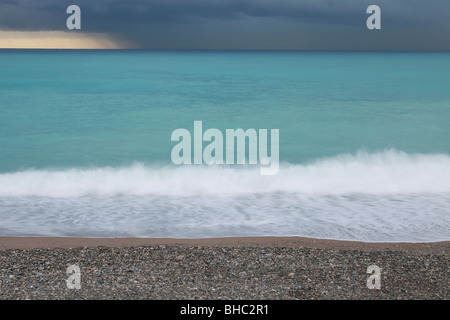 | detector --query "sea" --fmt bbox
[0,50,449,242]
